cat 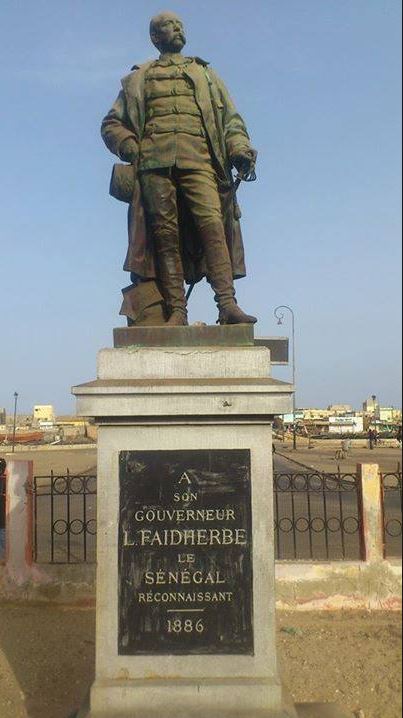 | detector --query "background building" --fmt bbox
[328,415,364,435]
[379,407,402,424]
[363,395,380,418]
[328,404,353,415]
[33,405,55,427]
[303,408,332,420]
